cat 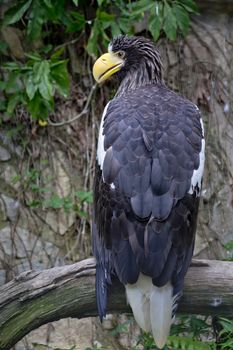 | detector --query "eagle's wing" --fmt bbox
[93,84,204,319]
